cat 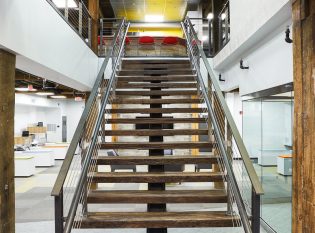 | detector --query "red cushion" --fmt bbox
[162,36,178,45]
[97,36,105,45]
[125,37,131,45]
[139,36,155,45]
